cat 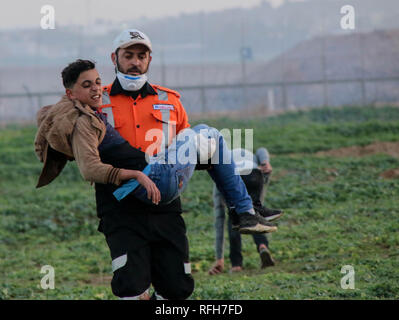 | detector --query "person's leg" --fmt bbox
[209,185,226,275]
[115,127,200,204]
[227,216,243,269]
[214,188,226,262]
[241,169,265,206]
[241,169,283,222]
[142,125,253,211]
[256,239,275,268]
[149,212,194,300]
[191,124,253,214]
[116,124,276,233]
[259,172,270,205]
[193,124,278,234]
[104,226,152,299]
[240,170,274,268]
[143,126,209,204]
[253,234,269,249]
